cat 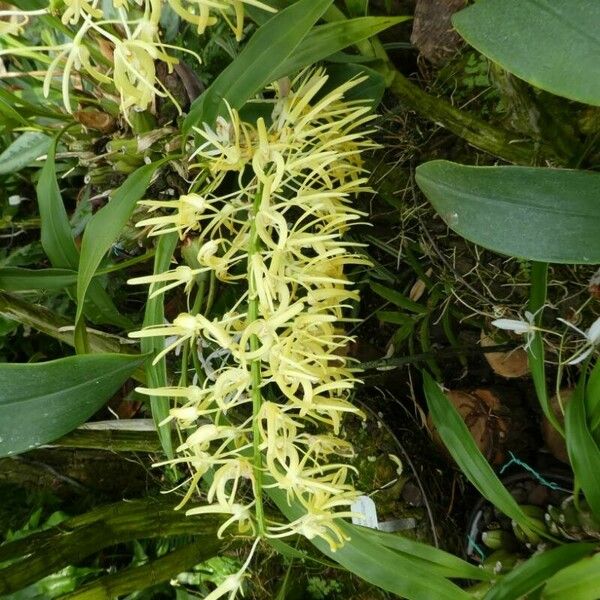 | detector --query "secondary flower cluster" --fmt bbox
[129,69,375,565]
[0,0,274,114]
